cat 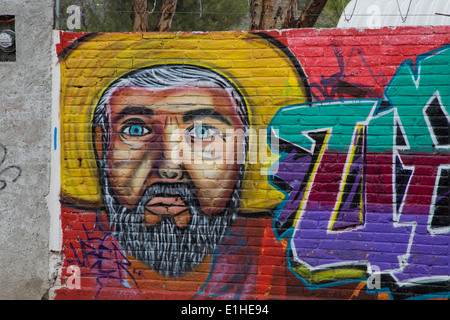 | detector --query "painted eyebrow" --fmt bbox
[113,106,154,122]
[182,108,231,125]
